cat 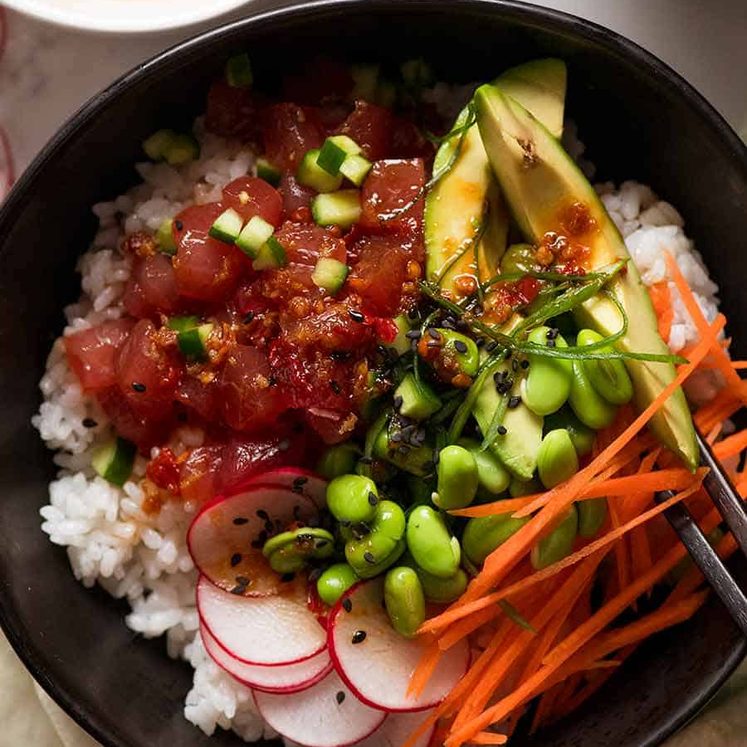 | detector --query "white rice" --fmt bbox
[31,113,722,743]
